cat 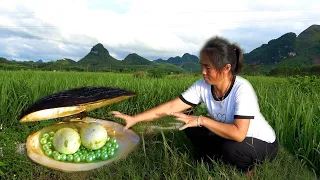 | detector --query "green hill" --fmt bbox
[181,53,199,63]
[153,62,187,74]
[74,43,188,73]
[244,24,320,66]
[122,53,152,65]
[181,62,201,73]
[296,25,320,64]
[244,32,297,65]
[277,56,312,67]
[155,53,199,65]
[296,25,320,53]
[56,58,76,65]
[153,58,166,63]
[0,57,9,64]
[154,53,200,72]
[77,43,121,67]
